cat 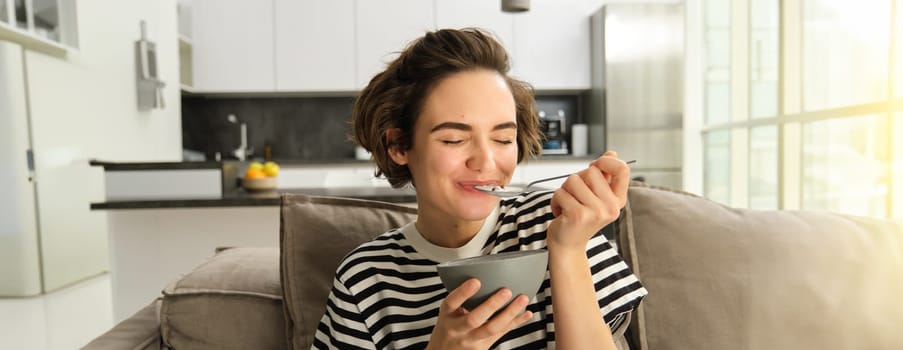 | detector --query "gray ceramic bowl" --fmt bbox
[436,250,548,311]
